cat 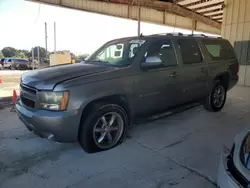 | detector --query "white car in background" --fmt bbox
[217,128,250,188]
